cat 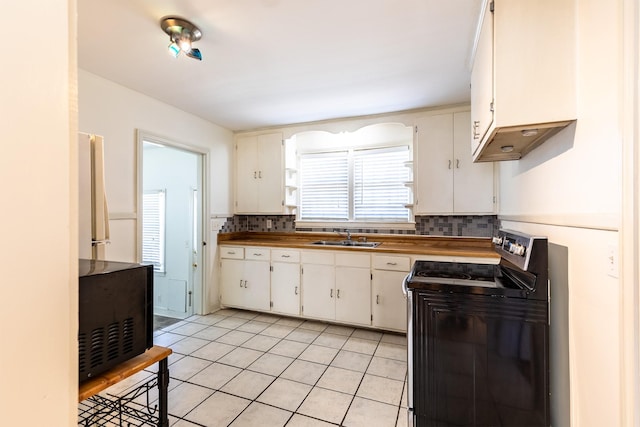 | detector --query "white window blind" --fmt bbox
[299,146,410,222]
[299,152,349,220]
[142,189,166,272]
[354,146,410,221]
